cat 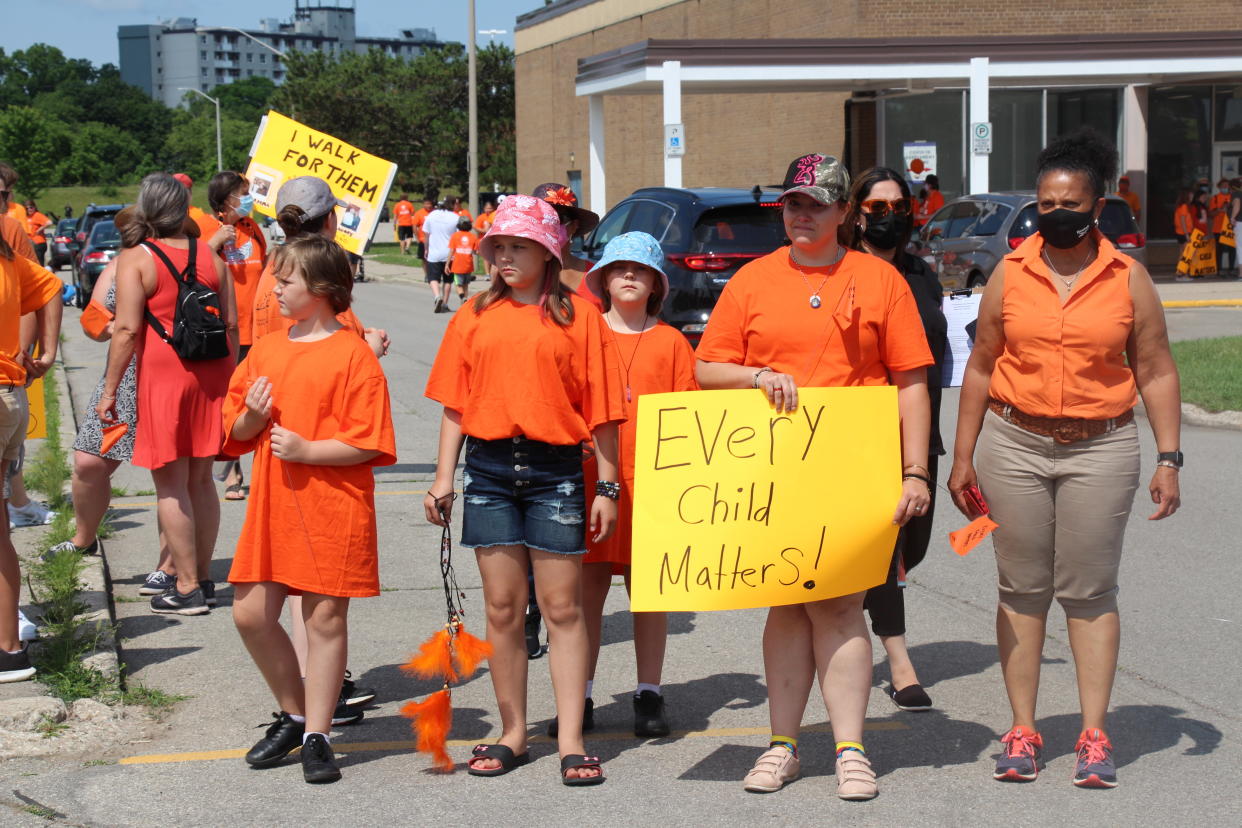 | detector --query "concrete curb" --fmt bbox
[52,346,121,682]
